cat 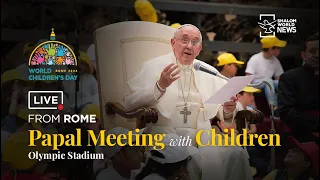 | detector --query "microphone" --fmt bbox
[193,61,230,81]
[193,61,264,88]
